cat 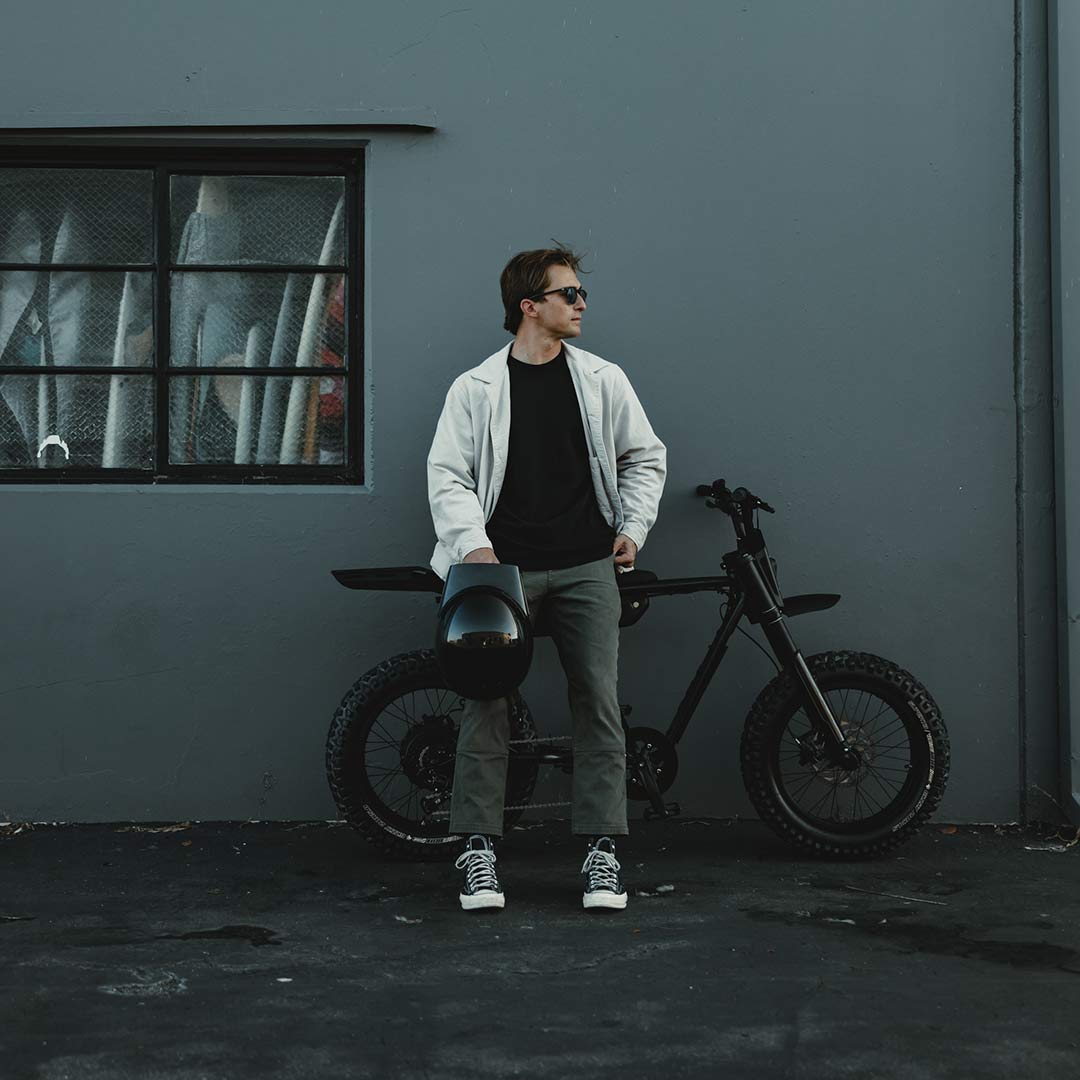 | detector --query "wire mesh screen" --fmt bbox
[170,273,345,370]
[0,373,153,469]
[170,175,345,266]
[169,373,345,466]
[0,168,153,265]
